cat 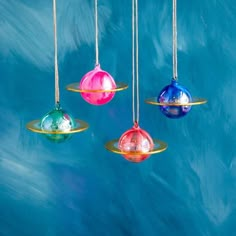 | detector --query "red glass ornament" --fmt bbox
[118,122,154,162]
